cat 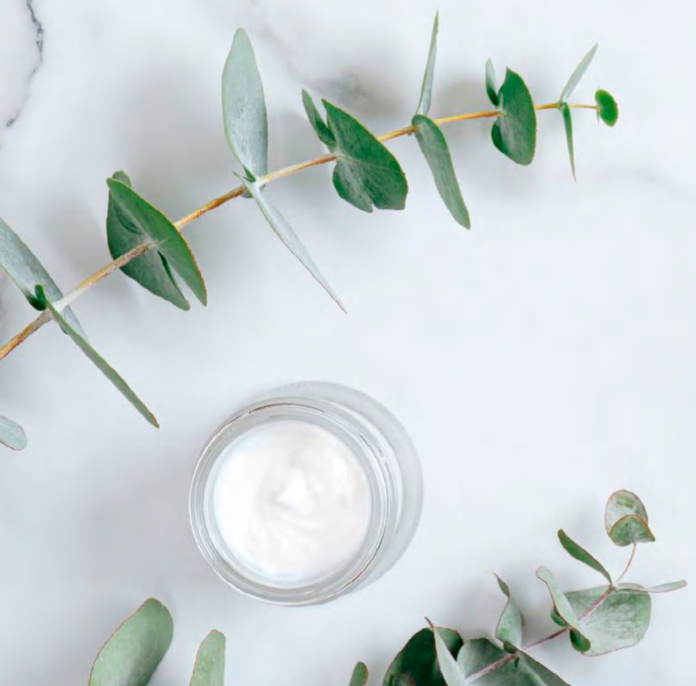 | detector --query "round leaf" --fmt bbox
[595,89,619,126]
[491,69,537,165]
[605,490,654,546]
